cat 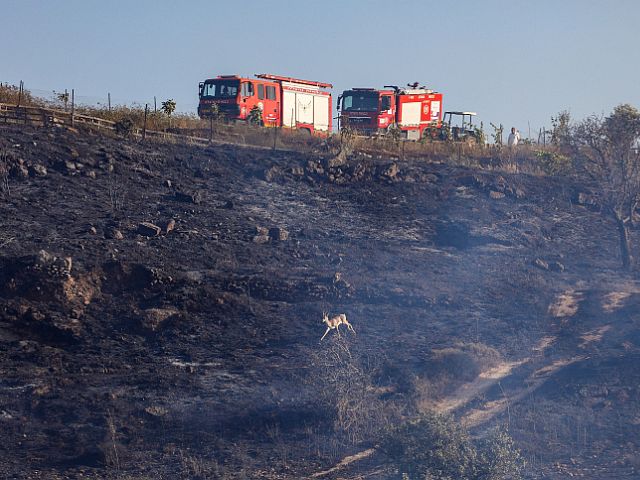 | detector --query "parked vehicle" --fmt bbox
[438,111,479,143]
[337,83,443,140]
[198,74,332,135]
